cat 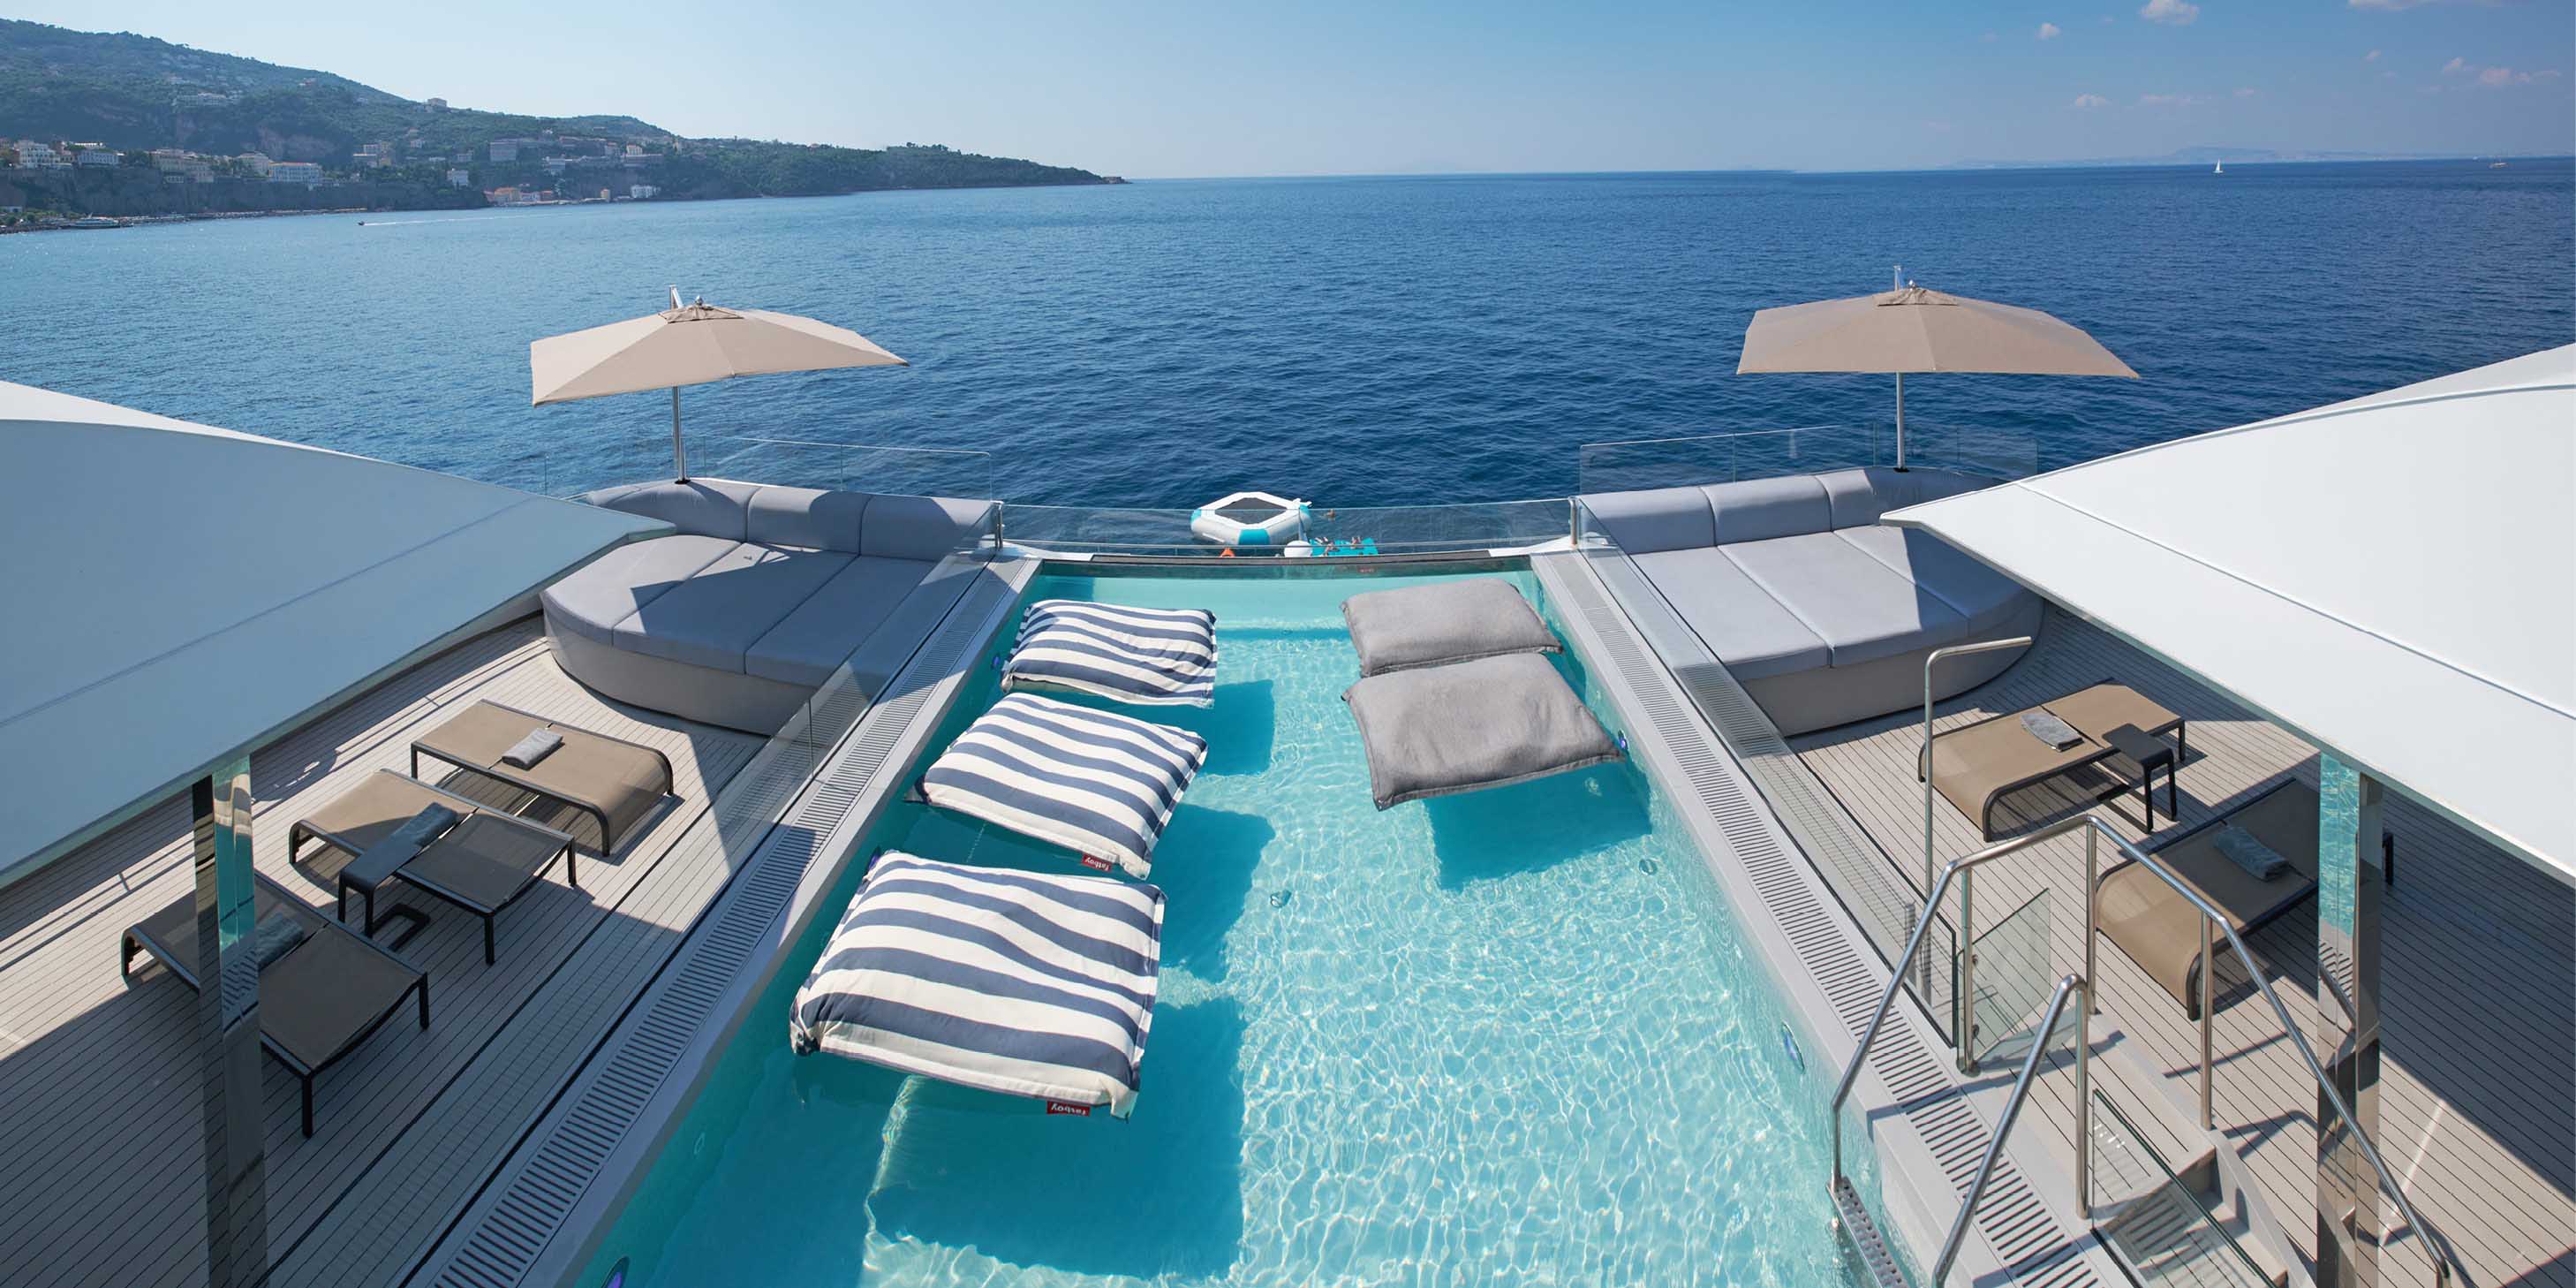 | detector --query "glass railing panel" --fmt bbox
[1577,424,1874,496]
[692,436,993,500]
[1573,496,1960,1040]
[999,499,1569,557]
[2089,1091,2273,1288]
[1576,423,2040,498]
[1962,888,2065,1071]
